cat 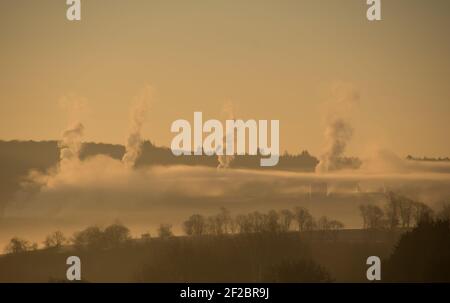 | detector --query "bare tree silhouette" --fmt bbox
[43,231,67,249]
[4,237,37,254]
